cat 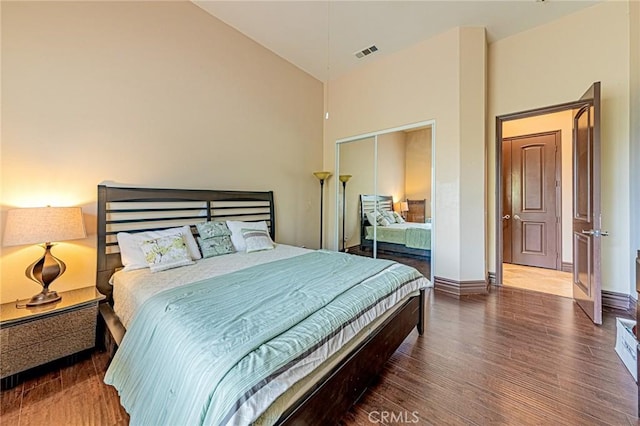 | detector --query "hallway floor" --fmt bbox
[503,263,573,298]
